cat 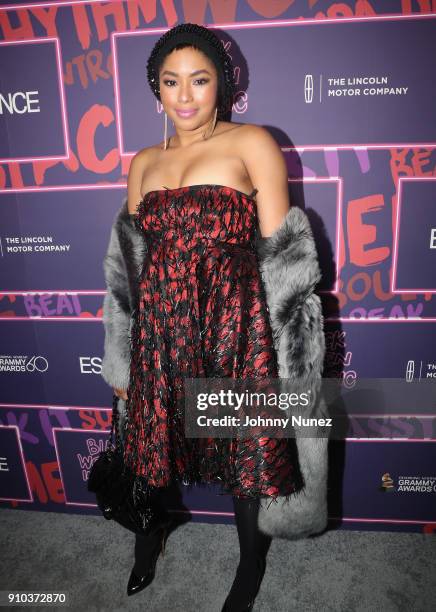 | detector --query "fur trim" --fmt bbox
[256,207,327,540]
[101,200,328,539]
[256,205,325,390]
[258,436,329,540]
[101,198,147,390]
